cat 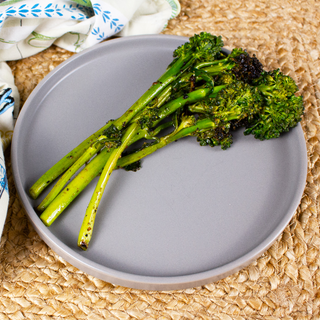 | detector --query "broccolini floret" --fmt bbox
[172,32,224,65]
[202,48,264,83]
[188,81,262,149]
[244,94,304,140]
[254,69,299,99]
[244,70,304,140]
